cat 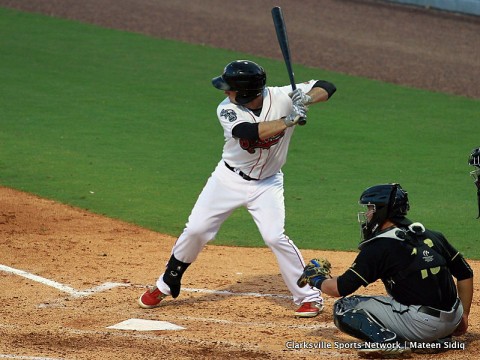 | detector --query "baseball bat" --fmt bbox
[271,6,306,125]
